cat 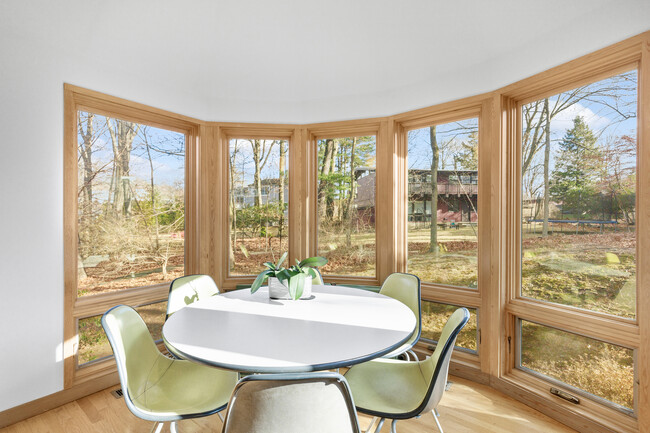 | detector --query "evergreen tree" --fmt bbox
[550,116,602,219]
